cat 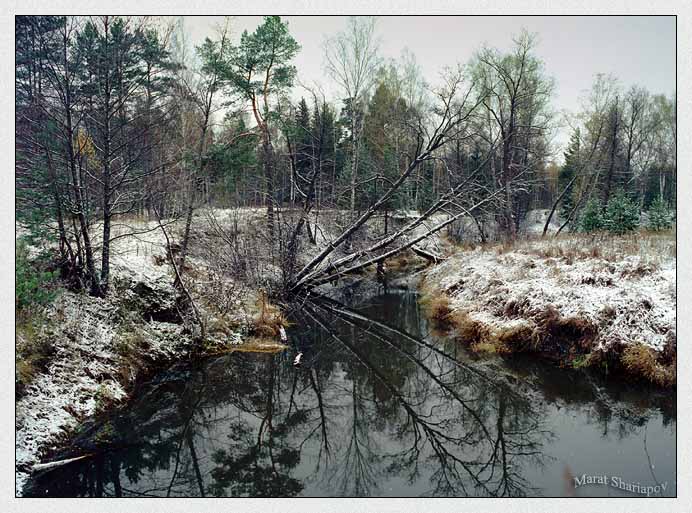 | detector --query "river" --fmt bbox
[23,285,676,497]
